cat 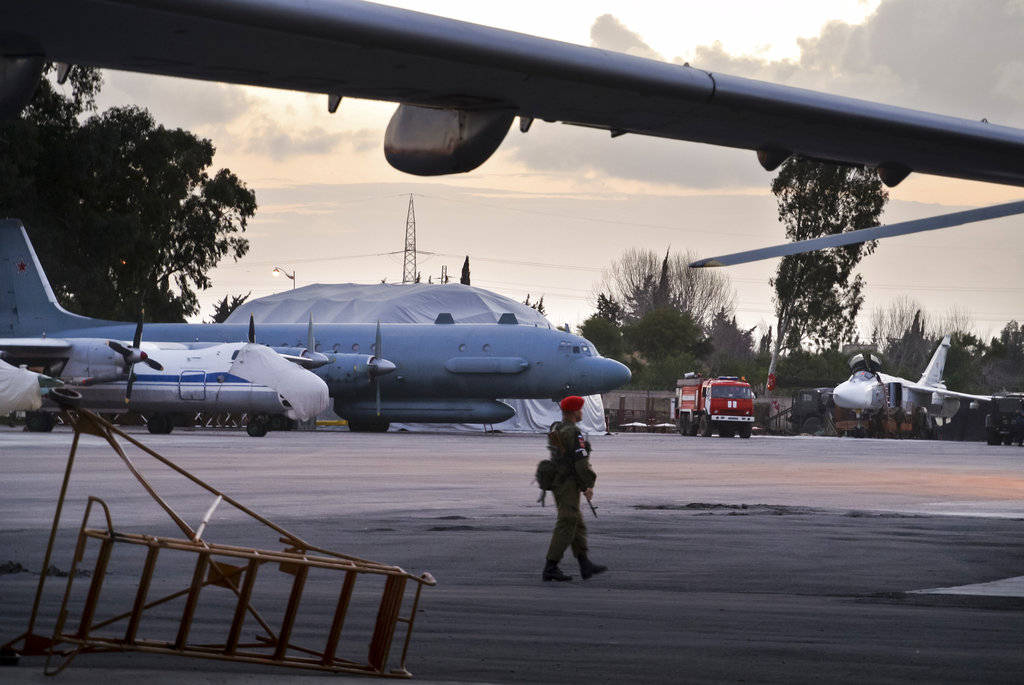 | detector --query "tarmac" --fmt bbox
[1,424,1023,684]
